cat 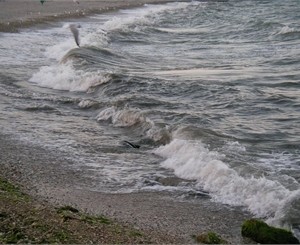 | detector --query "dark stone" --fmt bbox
[241,219,299,244]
